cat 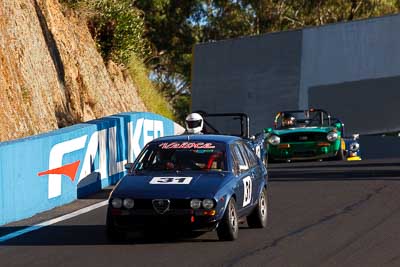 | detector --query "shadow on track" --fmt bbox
[80,188,112,200]
[267,158,400,182]
[268,158,400,169]
[0,225,221,246]
[269,169,400,182]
